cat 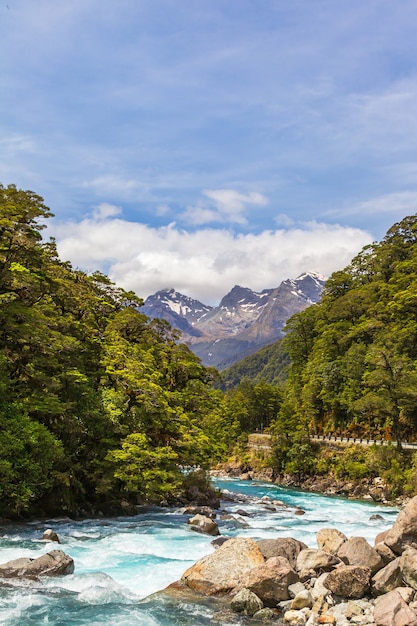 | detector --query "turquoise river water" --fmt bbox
[0,478,399,625]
